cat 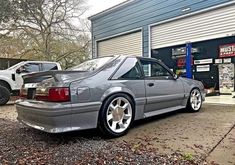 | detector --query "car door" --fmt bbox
[139,58,185,113]
[111,57,146,120]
